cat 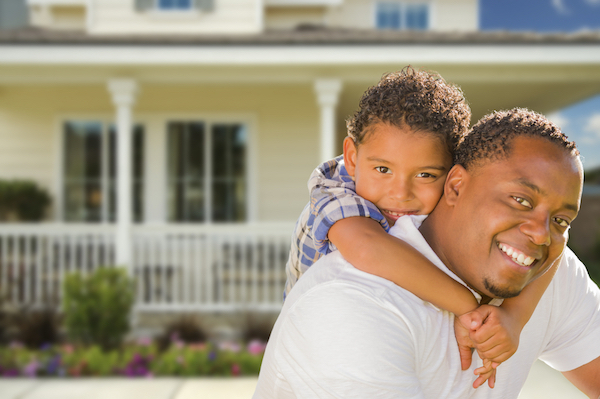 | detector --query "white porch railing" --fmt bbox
[0,223,294,313]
